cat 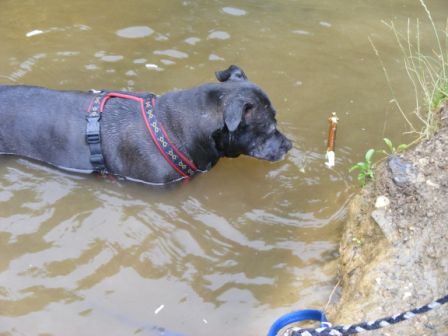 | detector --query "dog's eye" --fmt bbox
[244,104,254,116]
[245,103,254,111]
